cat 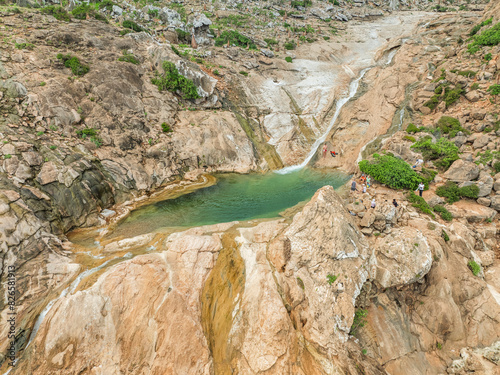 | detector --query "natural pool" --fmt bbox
[106,168,349,239]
